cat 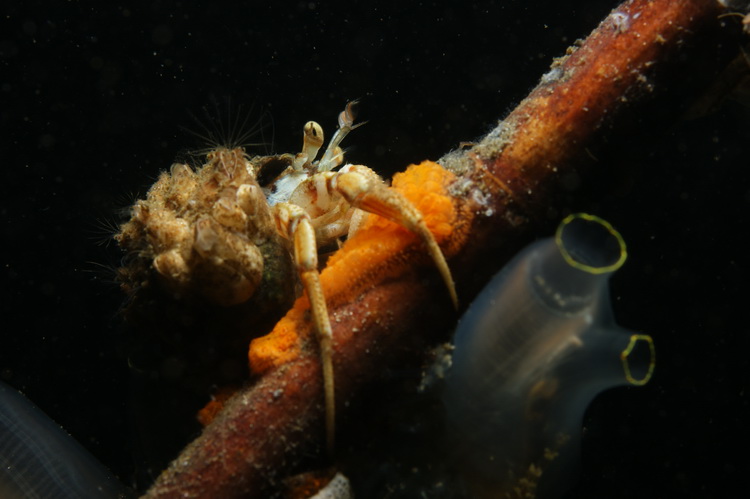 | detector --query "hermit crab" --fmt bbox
[116,102,456,452]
